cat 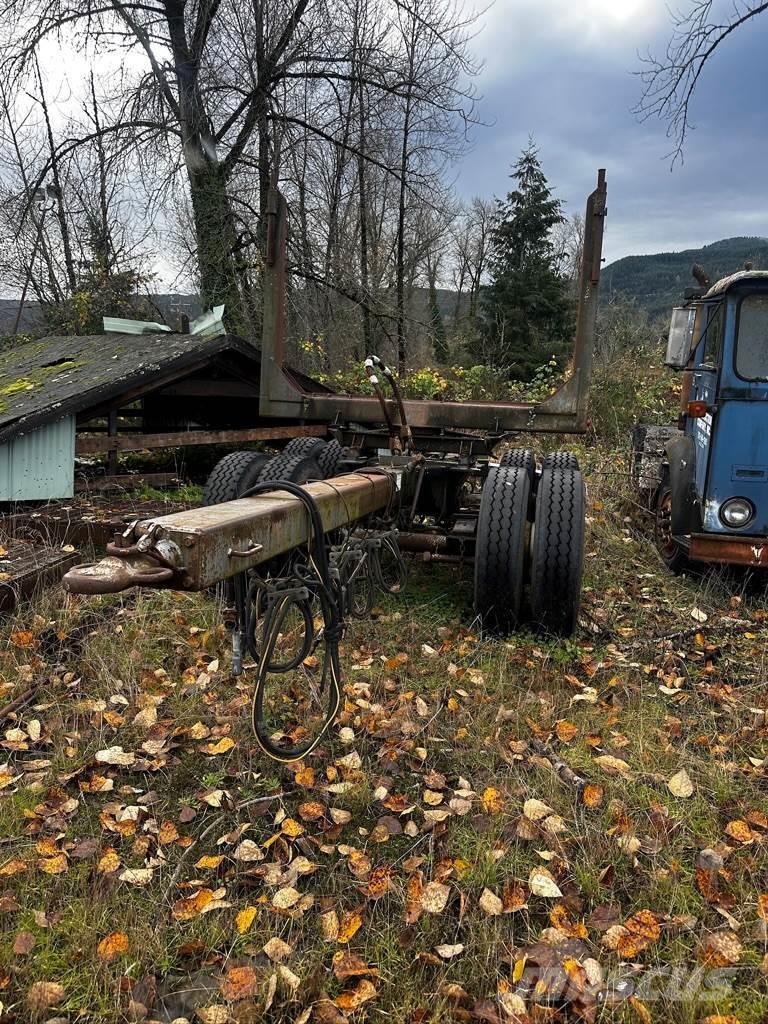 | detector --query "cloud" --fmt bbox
[459,0,768,262]
[475,0,667,80]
